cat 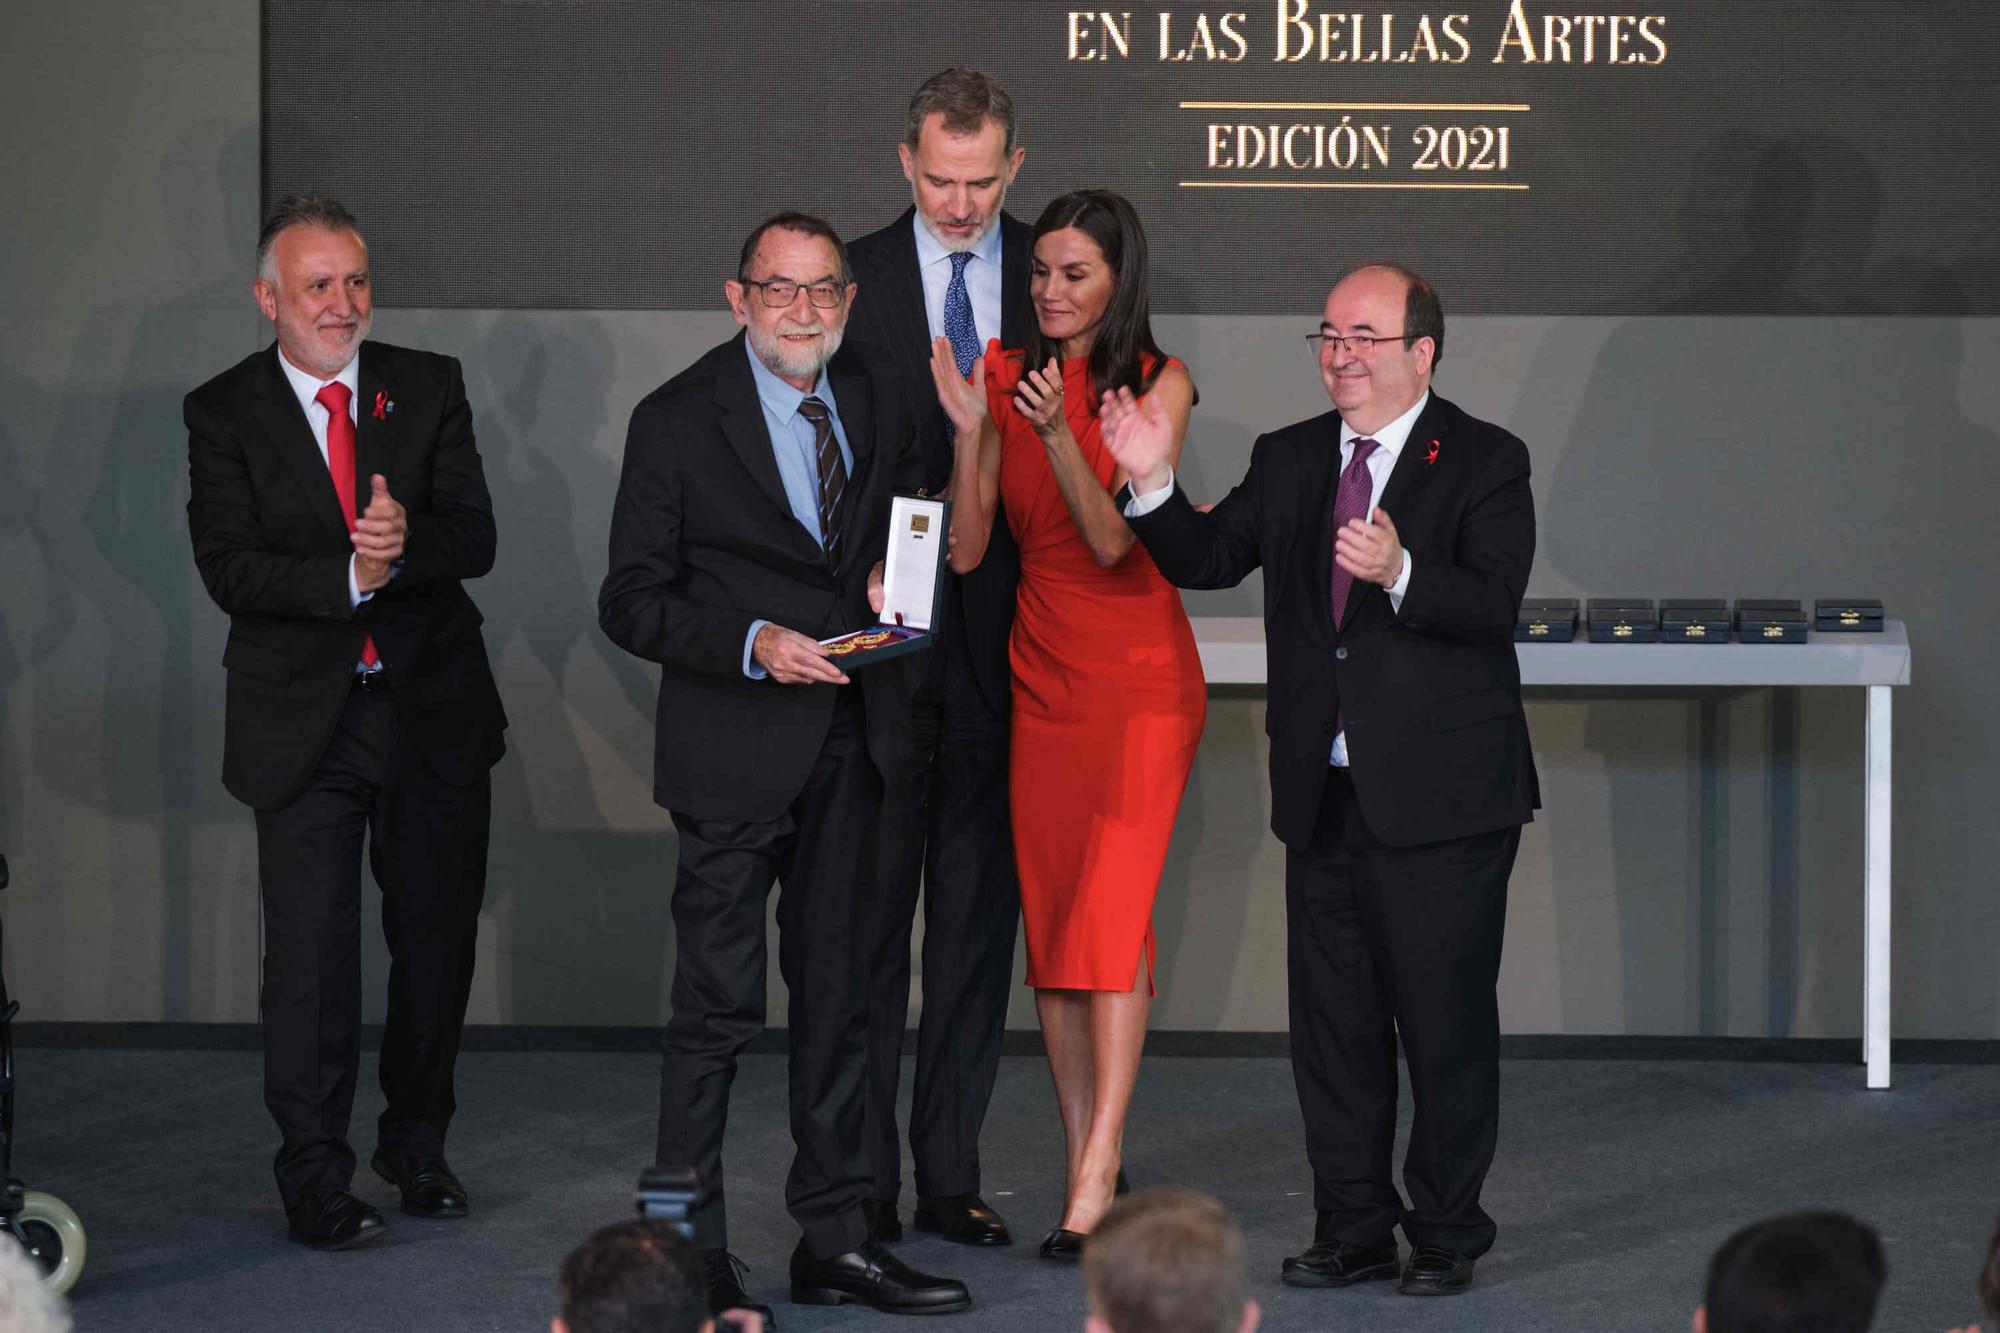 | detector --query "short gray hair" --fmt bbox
[256,194,361,283]
[0,1236,72,1333]
[904,67,1019,154]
